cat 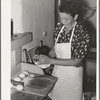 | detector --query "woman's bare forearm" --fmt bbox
[49,58,83,66]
